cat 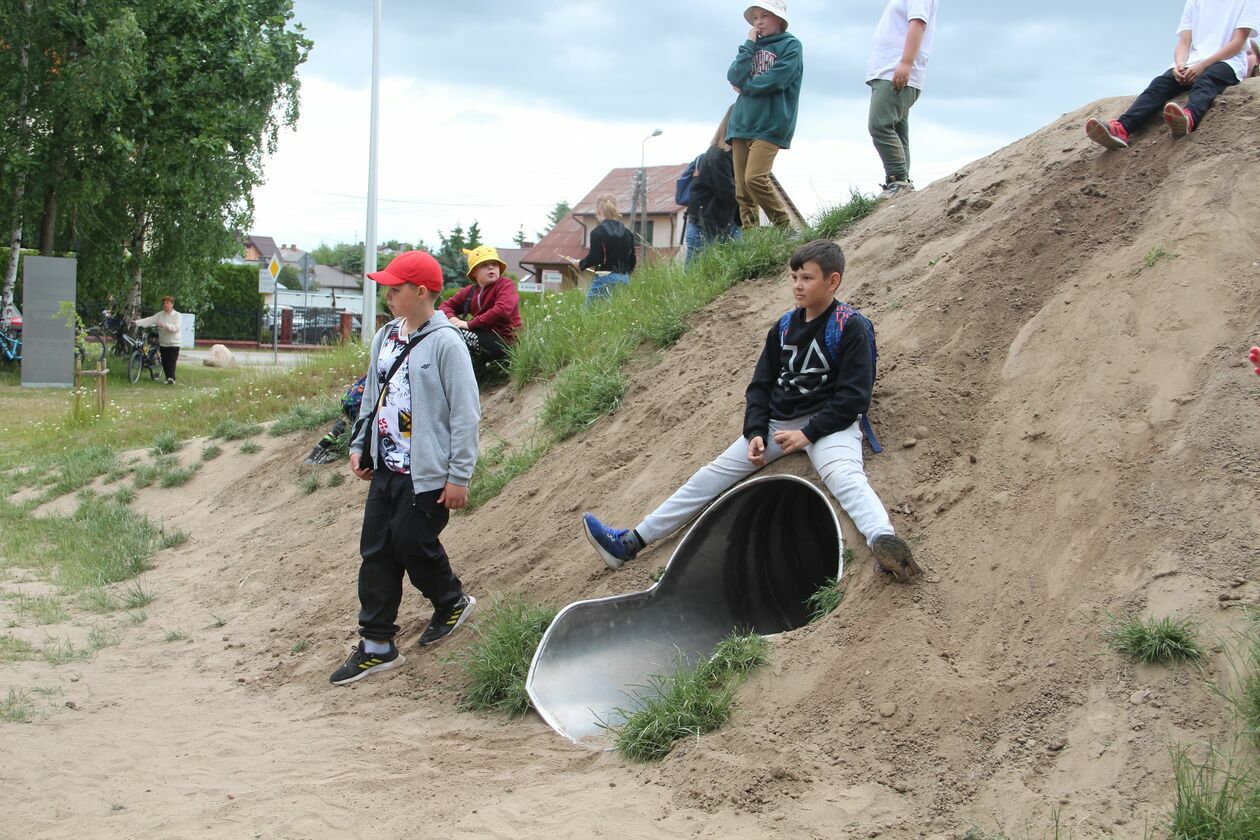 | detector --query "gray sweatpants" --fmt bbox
[635,417,895,547]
